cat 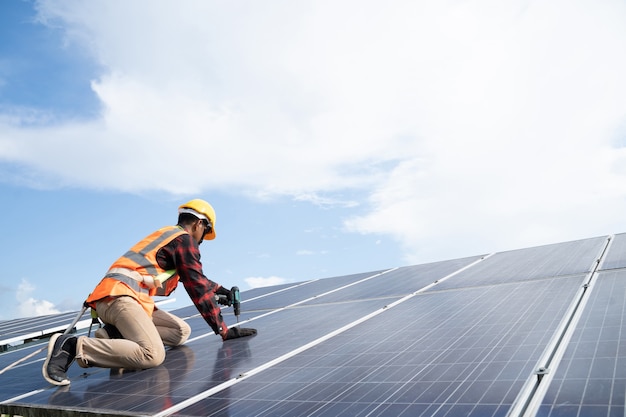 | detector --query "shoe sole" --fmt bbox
[42,333,70,386]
